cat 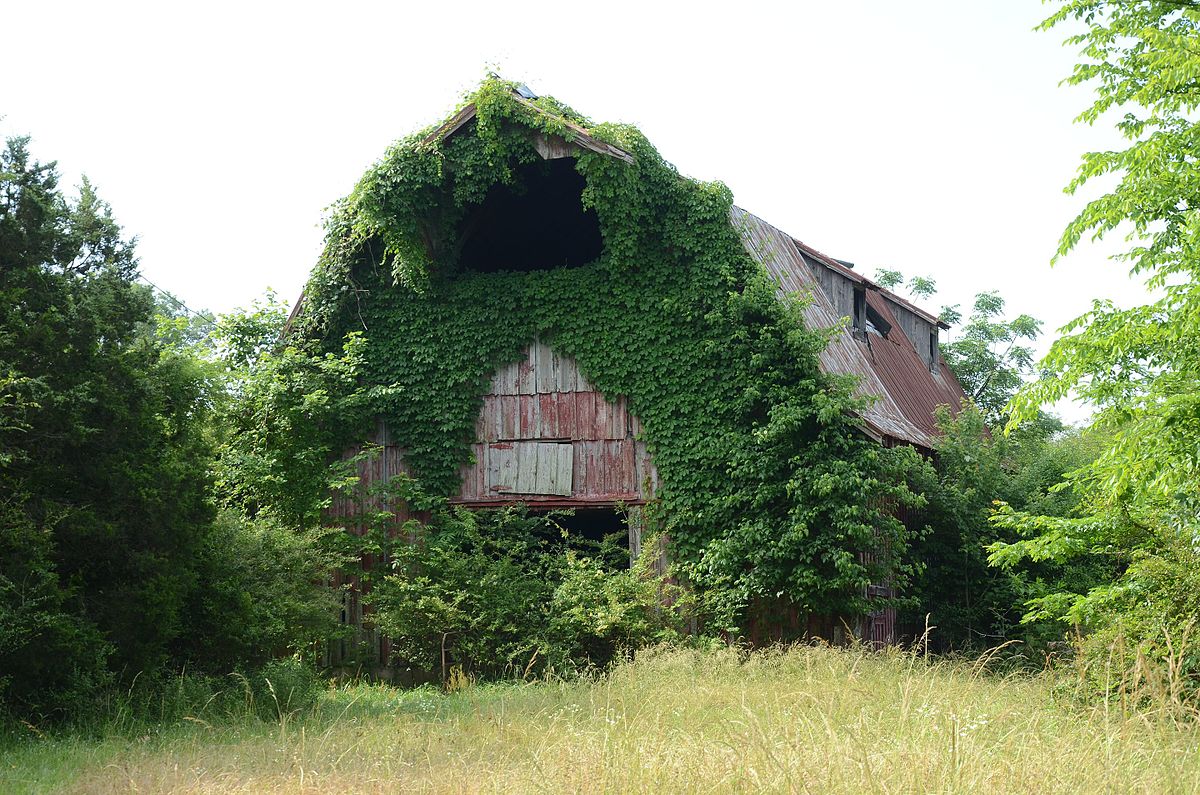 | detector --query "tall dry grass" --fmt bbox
[4,643,1200,793]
